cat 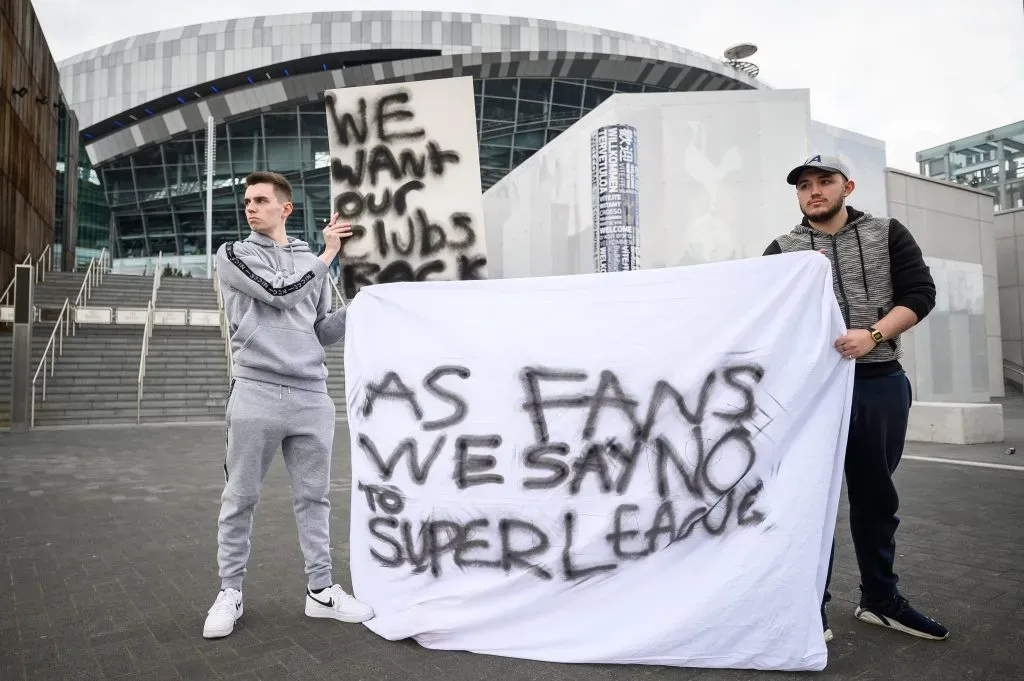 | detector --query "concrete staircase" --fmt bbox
[139,327,229,423]
[15,270,154,427]
[83,273,156,310]
[156,275,219,309]
[134,277,228,423]
[326,343,346,405]
[28,326,146,427]
[30,271,89,311]
[3,268,348,427]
